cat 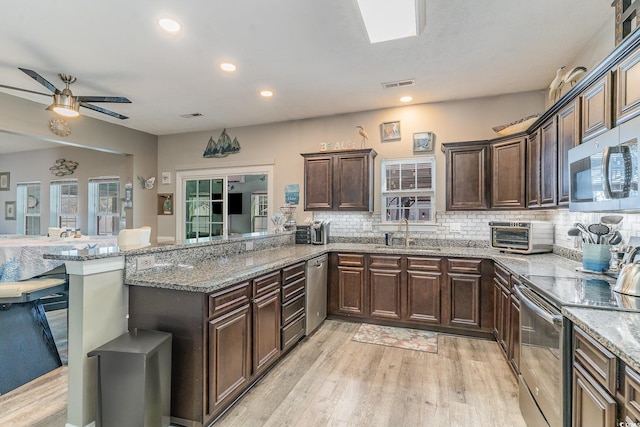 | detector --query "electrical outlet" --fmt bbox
[245,241,254,251]
[450,223,462,233]
[137,255,155,270]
